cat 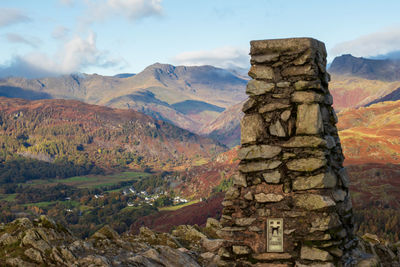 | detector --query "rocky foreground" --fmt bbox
[0,216,399,266]
[0,216,224,267]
